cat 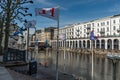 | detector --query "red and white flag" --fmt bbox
[35,7,59,21]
